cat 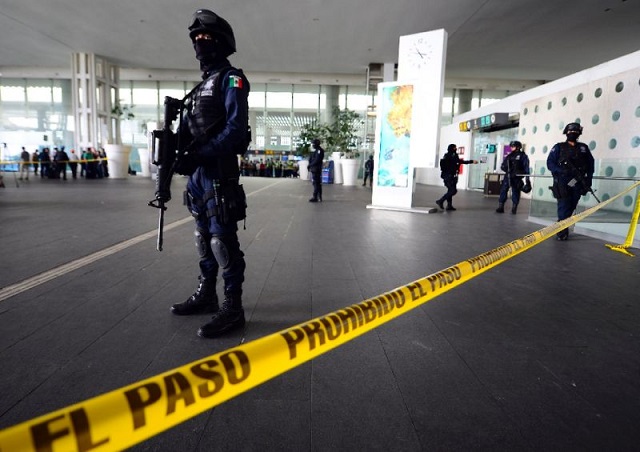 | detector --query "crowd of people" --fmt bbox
[240,158,300,178]
[7,146,111,181]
